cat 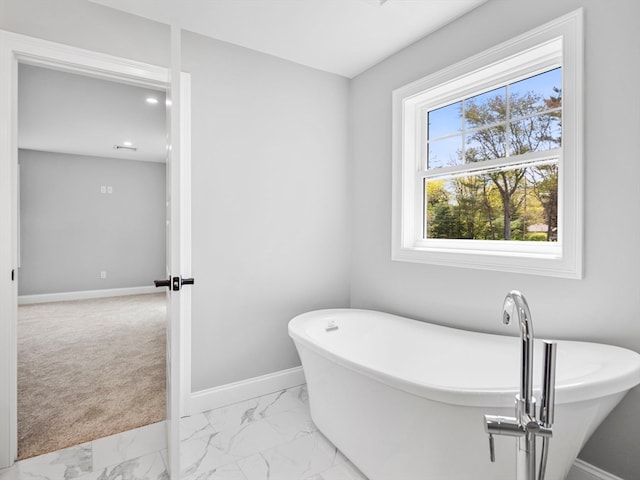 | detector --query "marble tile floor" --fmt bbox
[0,420,168,480]
[0,384,368,480]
